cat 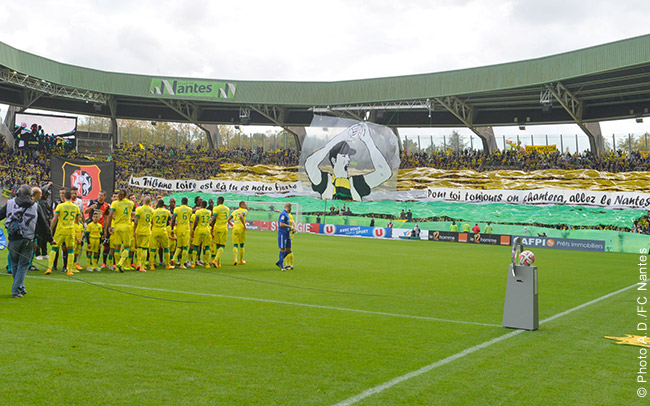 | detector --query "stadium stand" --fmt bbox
[1,133,648,234]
